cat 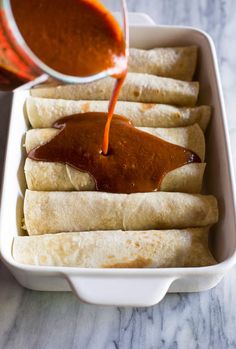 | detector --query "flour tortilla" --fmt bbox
[24,190,218,235]
[24,159,205,194]
[13,228,216,268]
[25,123,205,160]
[30,73,199,107]
[24,124,205,193]
[129,46,197,81]
[26,97,211,130]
